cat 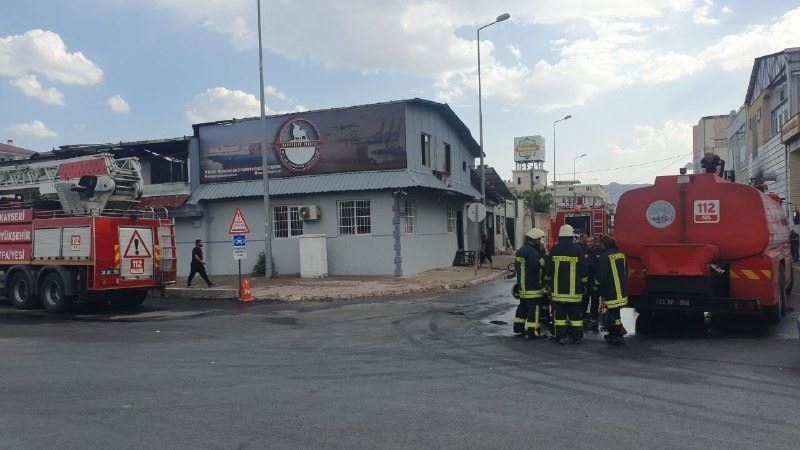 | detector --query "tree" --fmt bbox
[521,190,552,228]
[523,190,552,213]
